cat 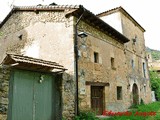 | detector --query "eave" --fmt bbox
[66,5,130,44]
